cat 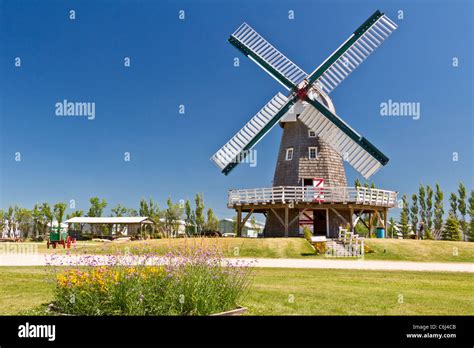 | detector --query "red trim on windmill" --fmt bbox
[296,87,308,101]
[313,178,325,202]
